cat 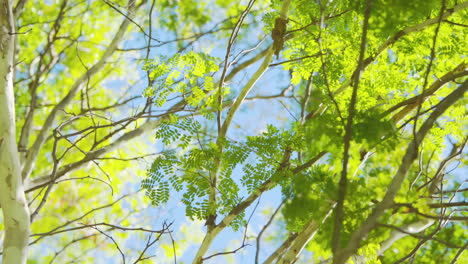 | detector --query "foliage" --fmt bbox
[1,0,466,263]
[141,0,467,262]
[143,52,220,109]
